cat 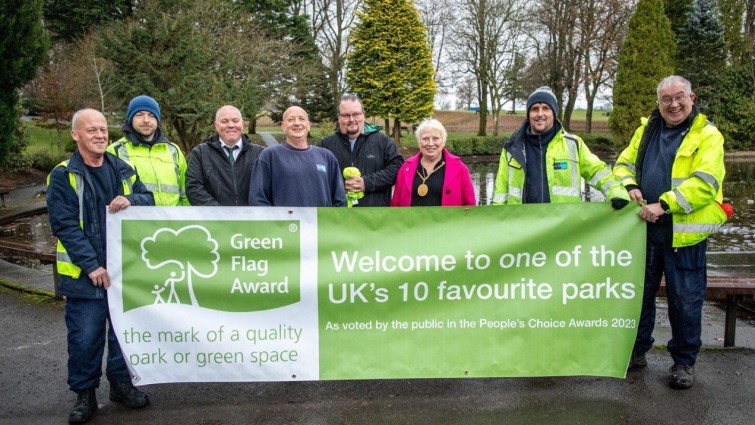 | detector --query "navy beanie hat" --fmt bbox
[126,95,161,125]
[526,86,559,117]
